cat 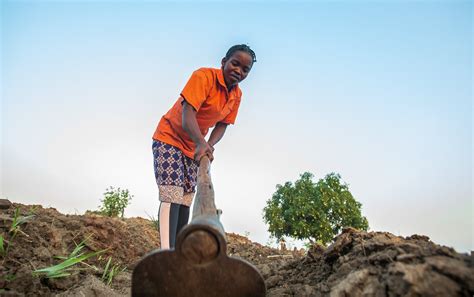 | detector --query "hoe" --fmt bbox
[132,156,266,296]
